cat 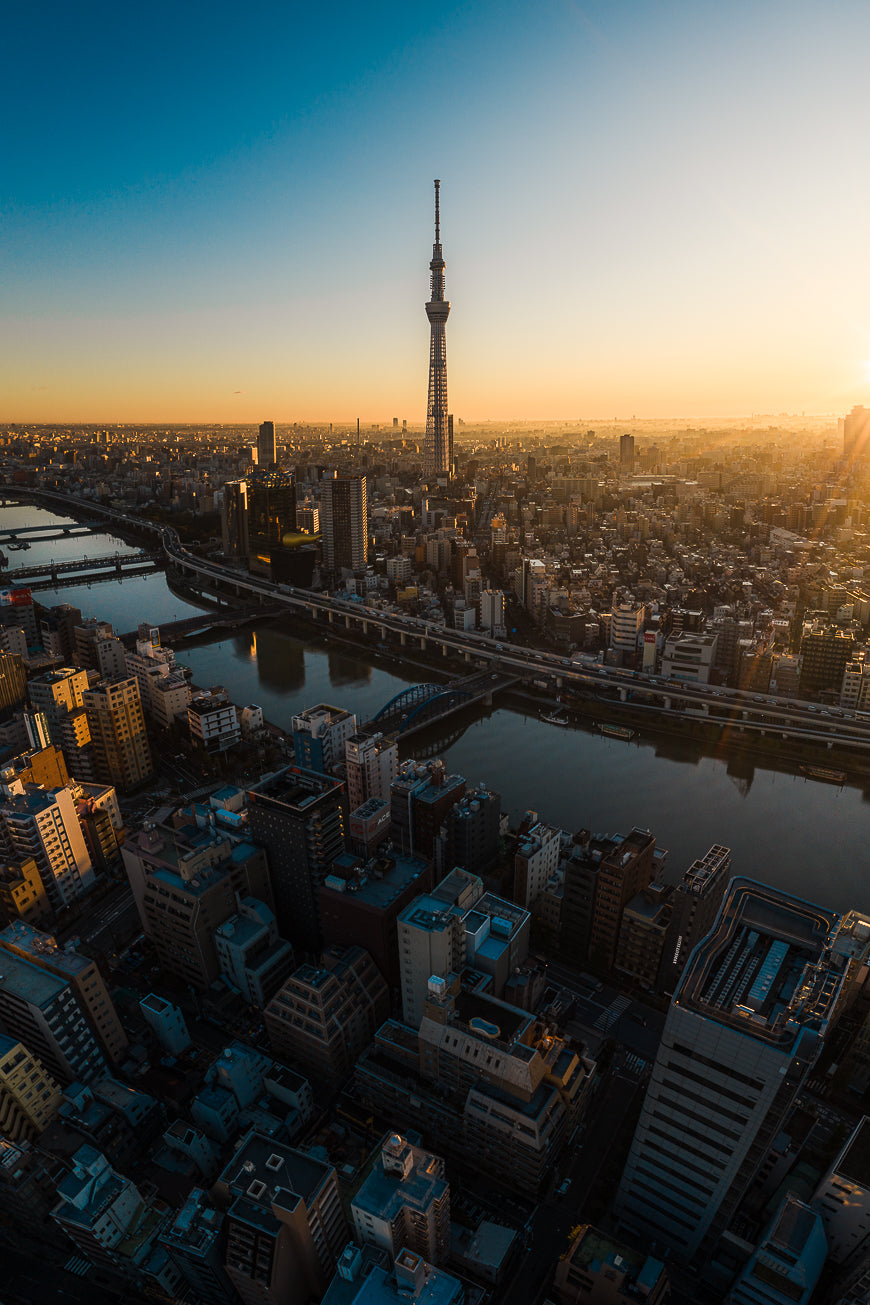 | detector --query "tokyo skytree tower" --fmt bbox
[424,179,451,478]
